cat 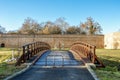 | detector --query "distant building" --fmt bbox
[105,32,120,49]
